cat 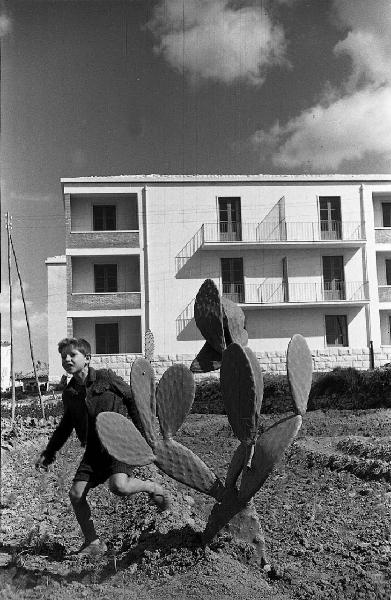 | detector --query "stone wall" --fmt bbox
[89,347,391,382]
